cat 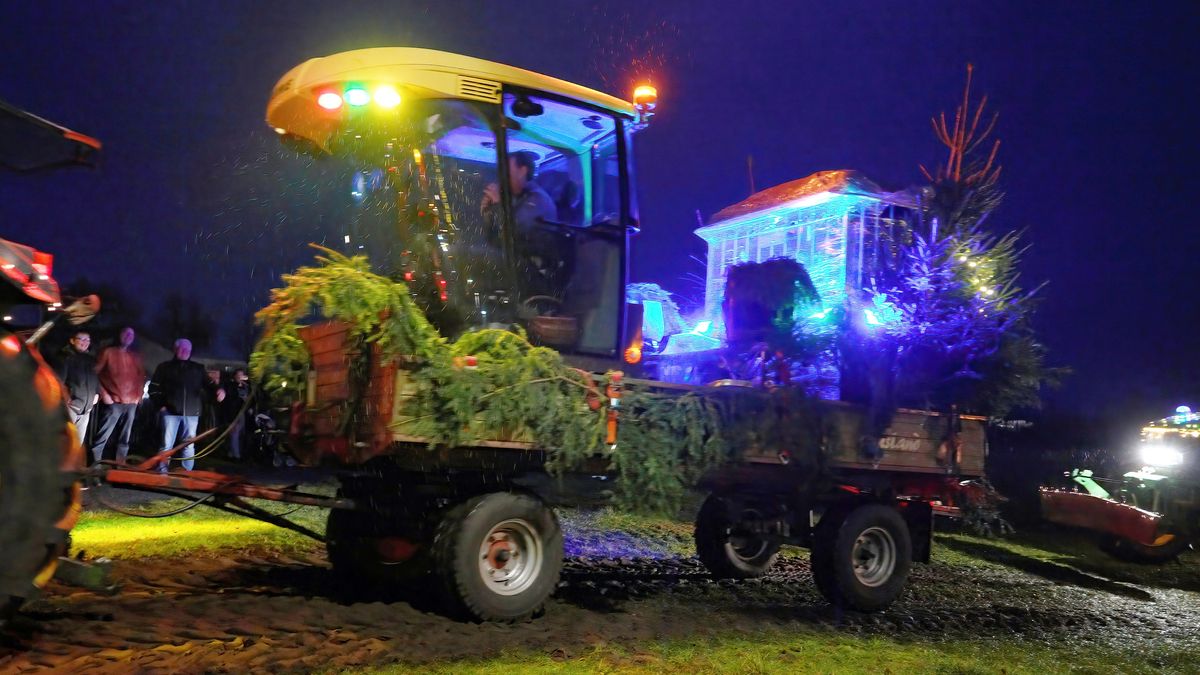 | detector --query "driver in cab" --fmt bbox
[480,150,556,237]
[481,150,562,294]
